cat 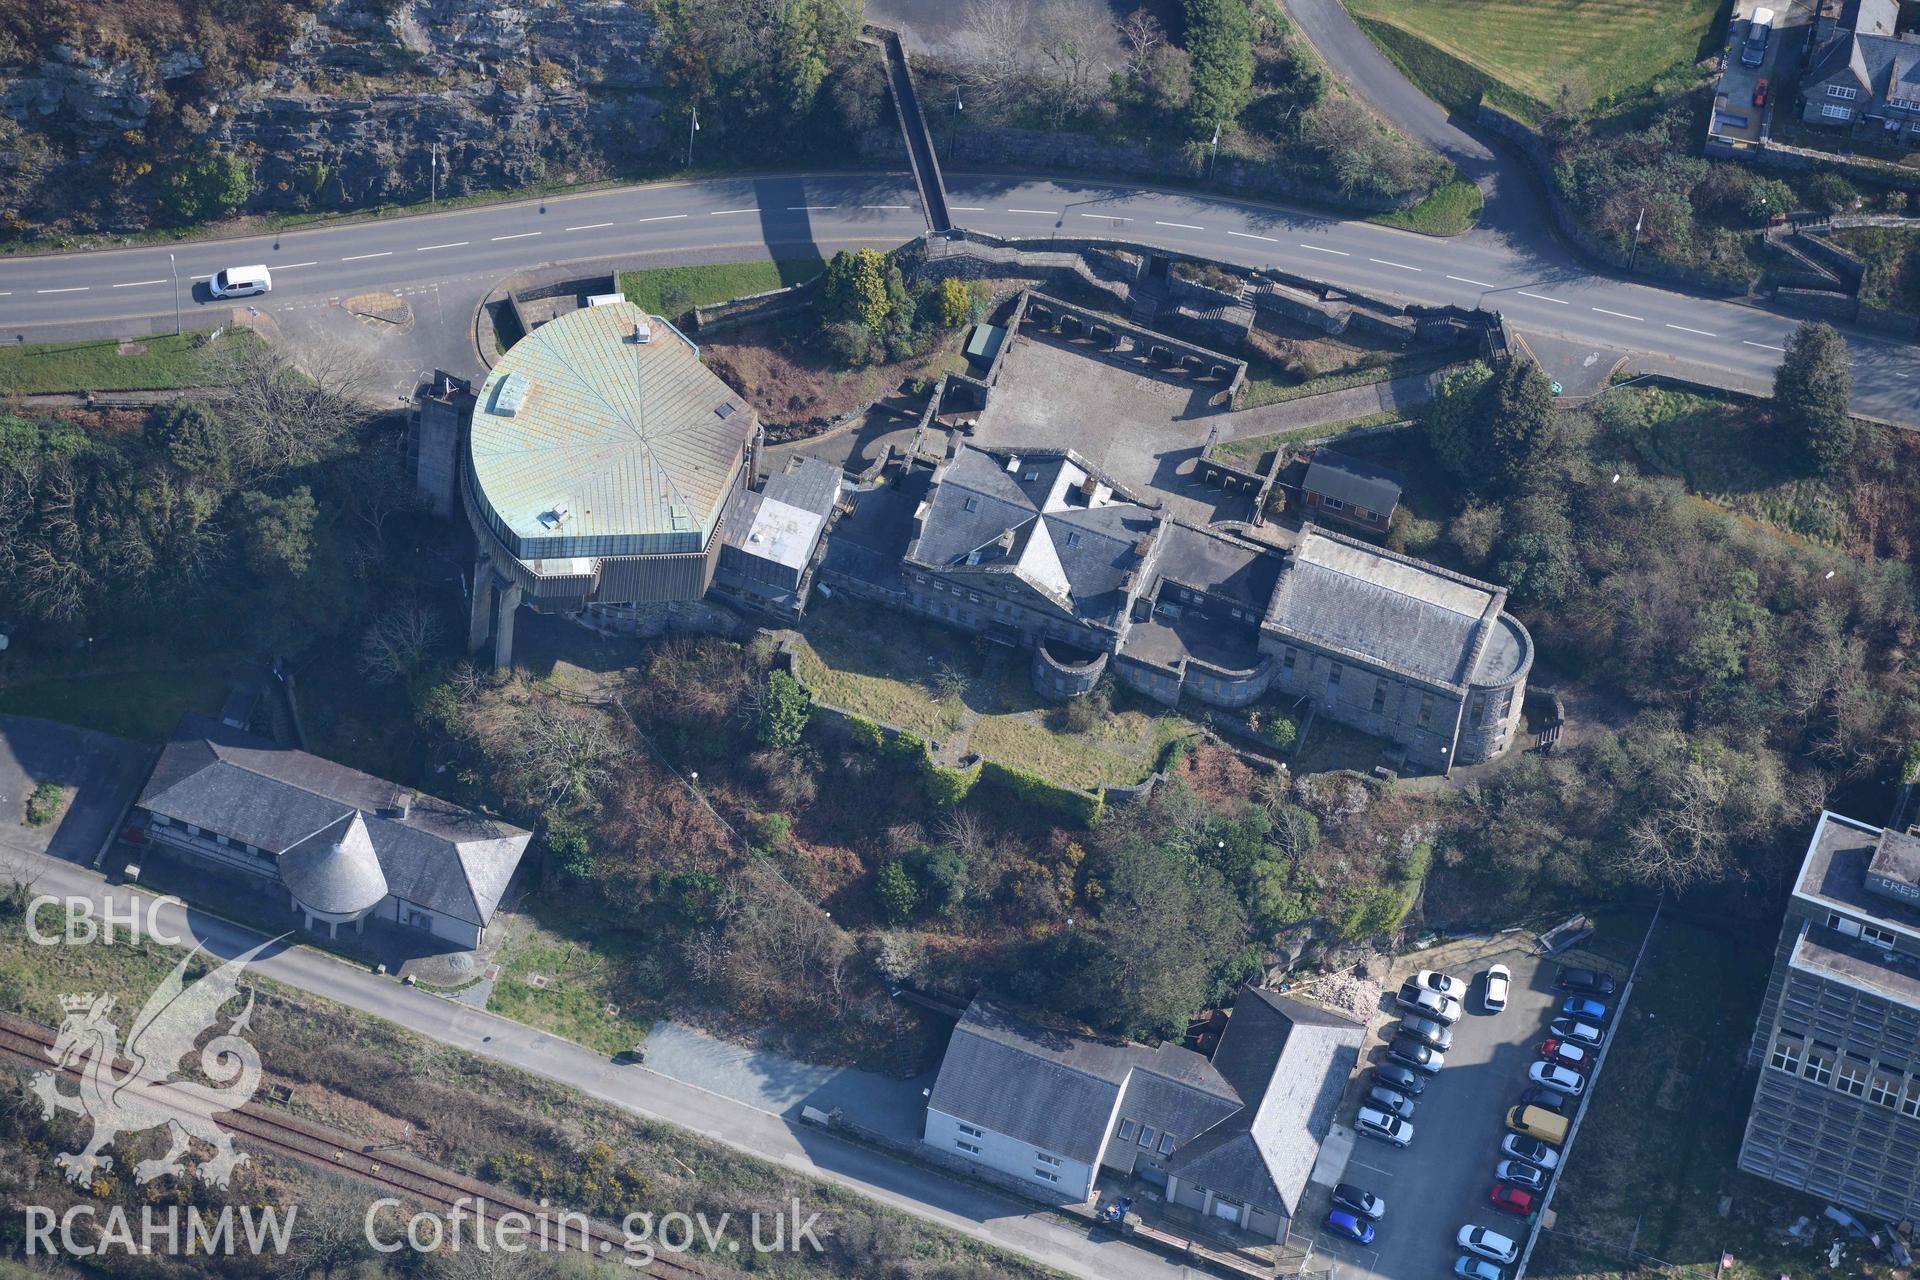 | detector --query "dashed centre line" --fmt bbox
[1591,307,1642,320]
[635,214,688,222]
[1228,230,1277,242]
[1515,290,1567,305]
[490,231,542,241]
[1667,322,1716,337]
[1079,212,1128,220]
[341,251,392,261]
[709,209,756,216]
[416,242,468,252]
[1446,274,1497,288]
[1742,339,1786,352]
[786,205,837,211]
[1155,221,1204,230]
[1008,208,1060,216]
[278,261,319,269]
[1370,257,1421,272]
[1299,243,1348,256]
[565,222,614,231]
[112,279,168,288]
[863,204,912,210]
[37,286,88,293]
